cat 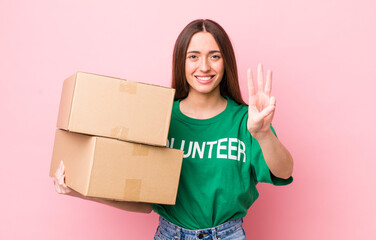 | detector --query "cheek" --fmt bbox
[213,61,224,73]
[185,62,197,75]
